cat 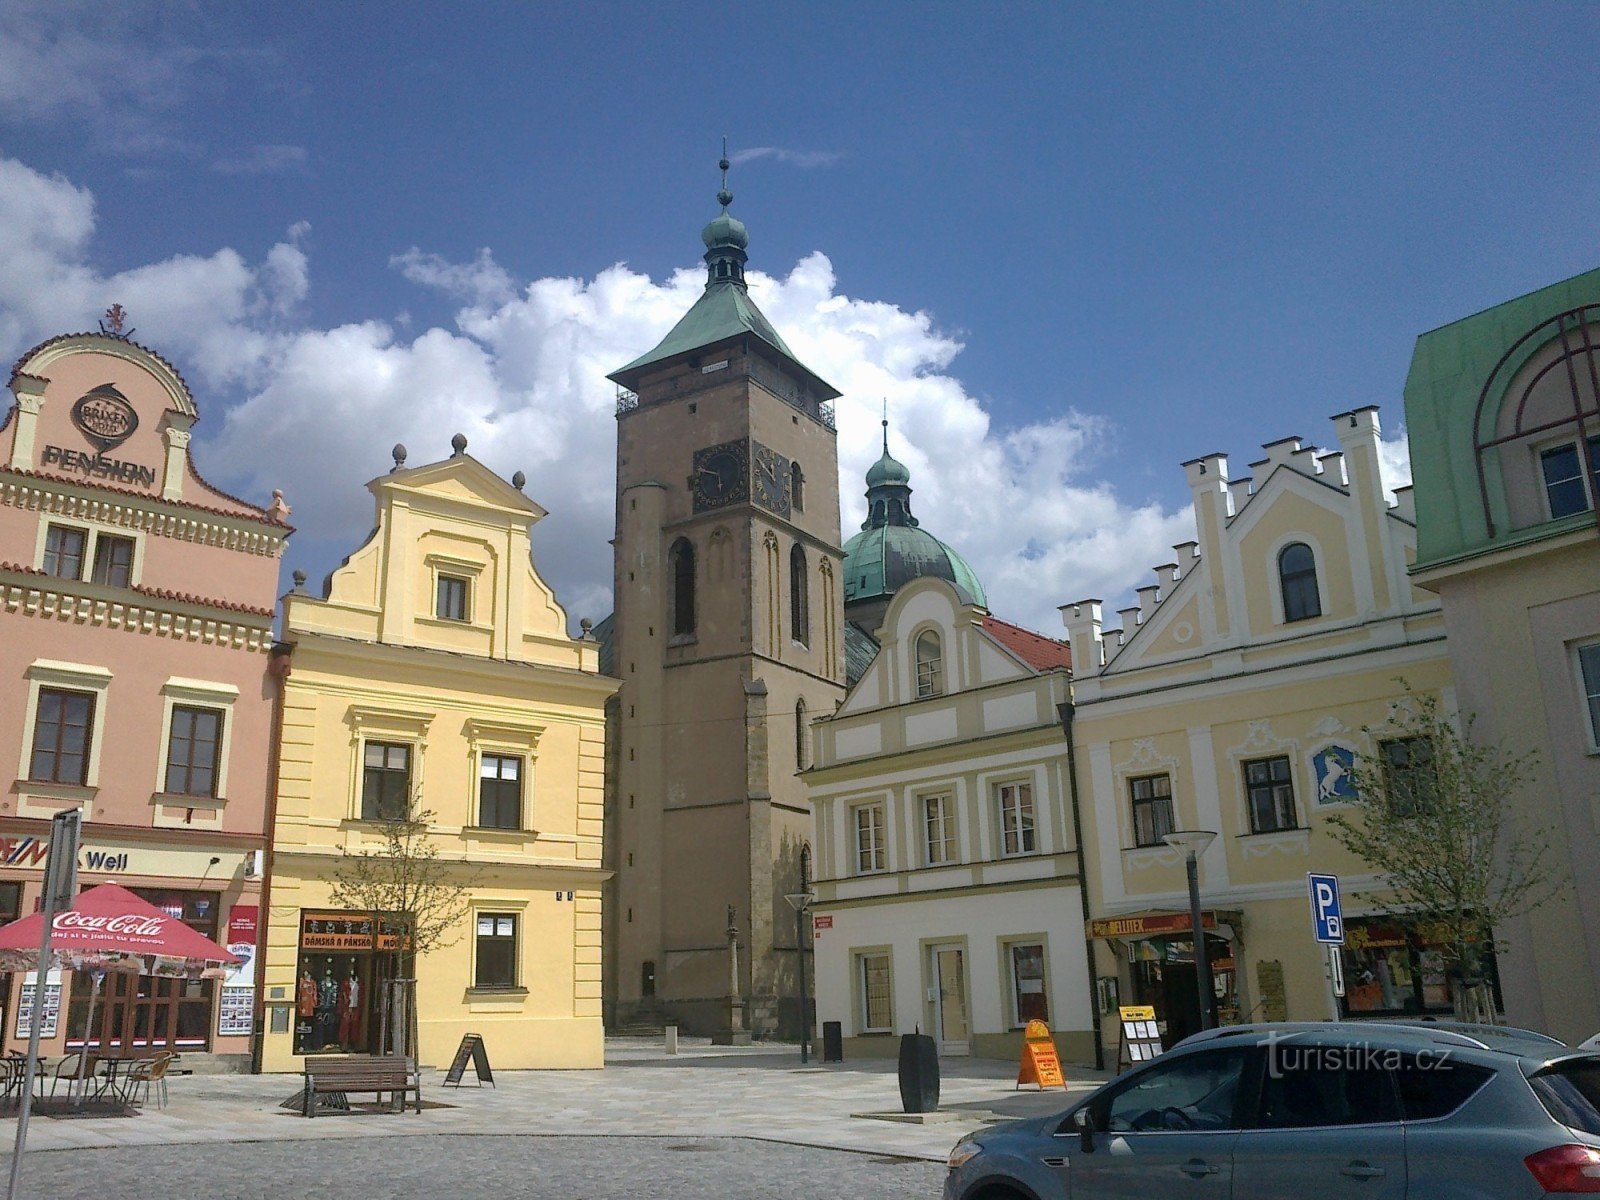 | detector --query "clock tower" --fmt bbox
[604,159,845,1038]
